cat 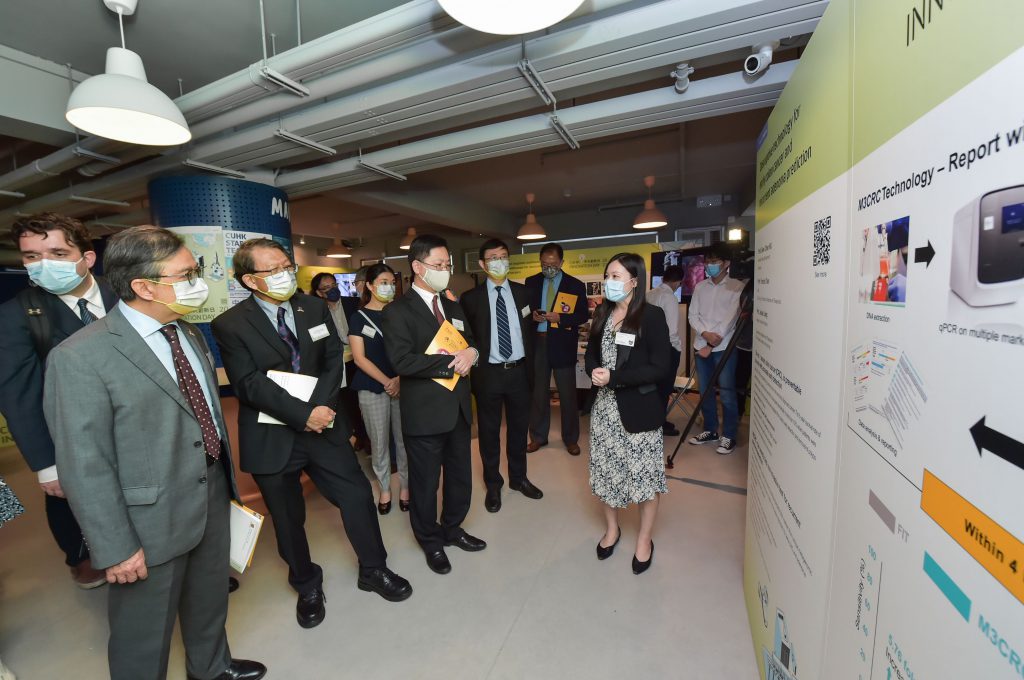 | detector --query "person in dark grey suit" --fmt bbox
[0,213,116,588]
[211,239,411,630]
[381,234,487,575]
[43,226,264,680]
[460,238,543,513]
